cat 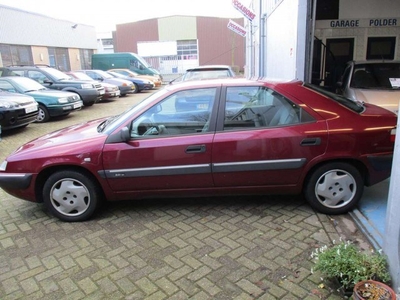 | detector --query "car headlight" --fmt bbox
[81,83,93,89]
[58,97,69,104]
[0,101,17,109]
[0,161,7,171]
